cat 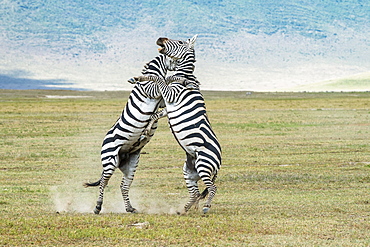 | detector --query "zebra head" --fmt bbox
[157,35,198,60]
